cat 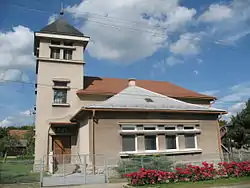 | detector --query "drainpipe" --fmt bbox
[46,124,52,170]
[210,99,216,107]
[217,113,223,159]
[92,110,96,175]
